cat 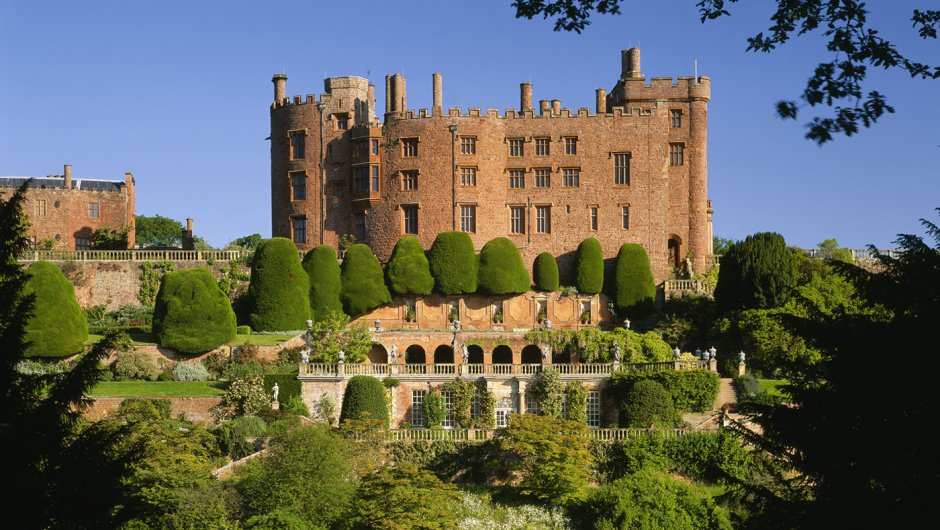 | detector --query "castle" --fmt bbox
[270,47,713,281]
